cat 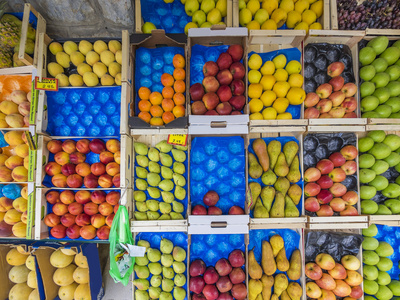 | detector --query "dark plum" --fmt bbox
[314,72,330,86]
[341,176,357,190]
